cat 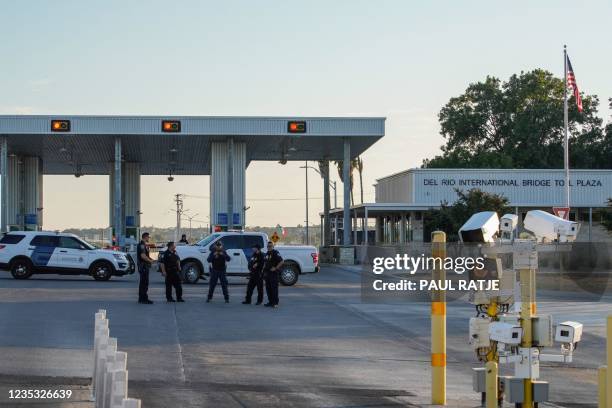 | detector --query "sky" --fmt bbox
[1,0,611,229]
